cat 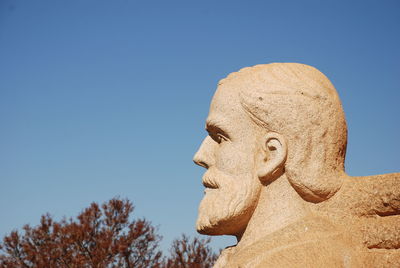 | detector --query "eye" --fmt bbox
[210,133,227,144]
[206,124,230,144]
[217,133,228,143]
